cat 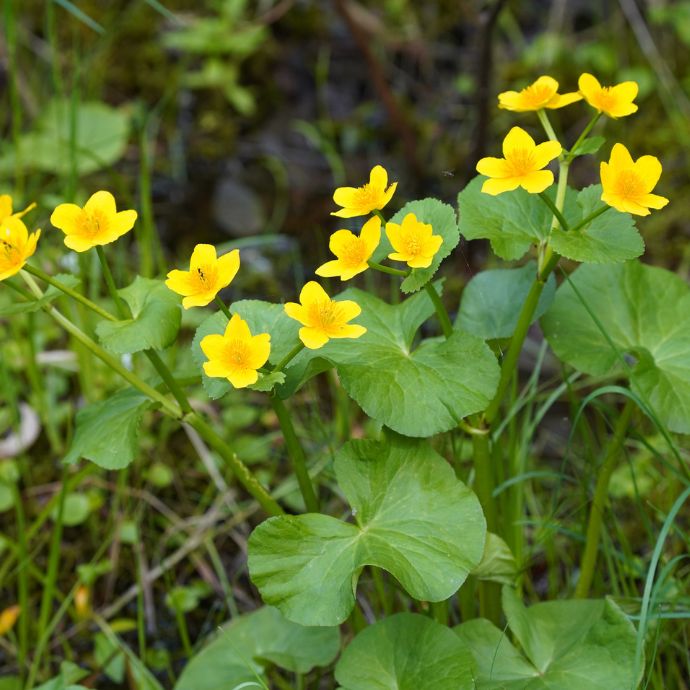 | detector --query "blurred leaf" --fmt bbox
[249,435,486,626]
[0,274,80,316]
[570,136,605,157]
[94,633,125,684]
[457,261,555,340]
[63,389,153,469]
[471,532,518,586]
[165,582,212,614]
[53,493,91,527]
[96,277,181,354]
[336,613,474,689]
[541,261,690,433]
[174,606,339,690]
